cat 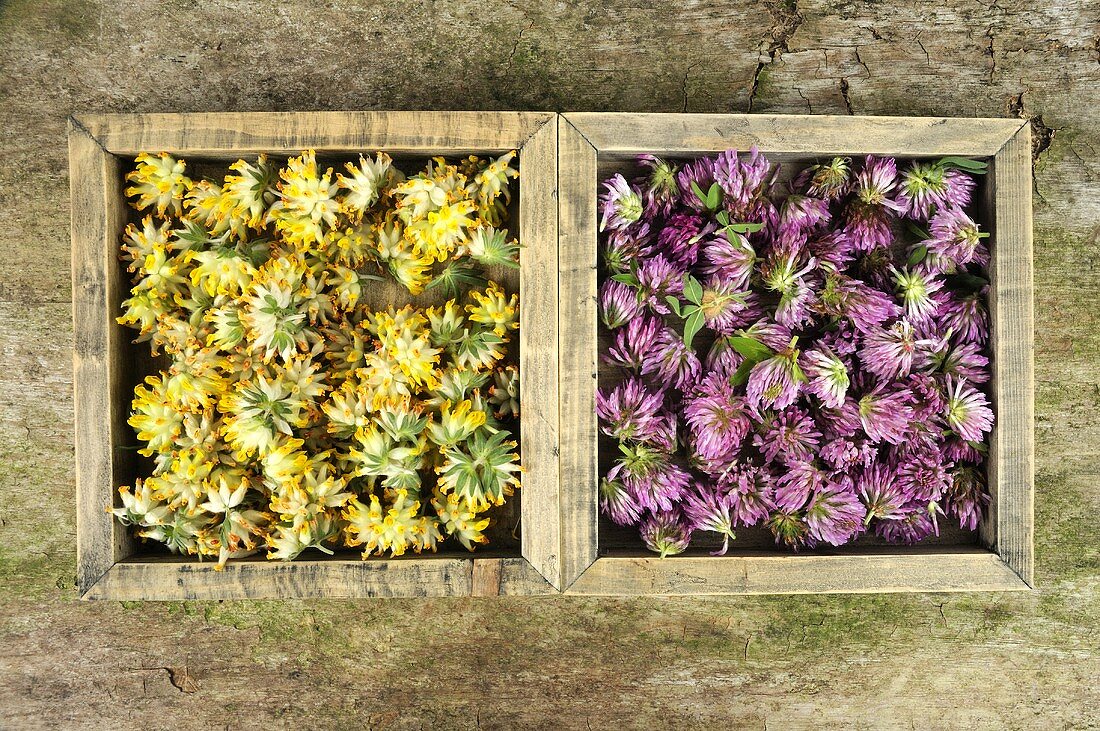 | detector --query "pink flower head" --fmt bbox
[857,382,915,445]
[635,254,685,315]
[720,464,777,526]
[600,476,644,526]
[893,160,955,220]
[612,443,691,514]
[820,436,876,471]
[599,279,644,330]
[803,346,850,408]
[642,325,702,391]
[604,315,663,372]
[698,276,756,333]
[779,193,831,236]
[737,320,795,352]
[603,222,655,274]
[858,320,935,381]
[657,212,715,267]
[599,173,644,232]
[817,396,863,439]
[894,448,951,502]
[702,230,756,289]
[937,340,990,384]
[805,481,866,545]
[746,341,805,411]
[713,147,777,219]
[760,251,818,328]
[939,289,989,346]
[892,265,944,324]
[596,377,665,442]
[944,377,994,442]
[683,372,751,465]
[753,407,821,466]
[774,460,826,511]
[875,506,939,544]
[905,372,948,423]
[640,510,693,557]
[704,337,744,381]
[683,484,738,555]
[801,157,852,201]
[807,229,856,270]
[944,465,989,530]
[855,155,900,208]
[636,154,681,218]
[766,510,812,550]
[677,157,718,212]
[817,272,901,333]
[927,207,987,267]
[943,168,976,208]
[842,201,894,252]
[857,463,909,524]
